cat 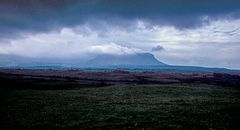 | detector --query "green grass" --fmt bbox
[1,83,240,129]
